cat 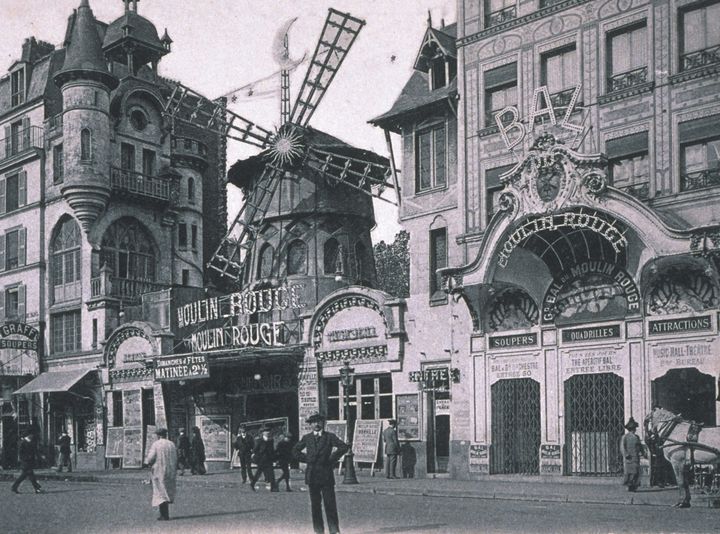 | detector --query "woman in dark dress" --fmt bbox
[189,426,206,475]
